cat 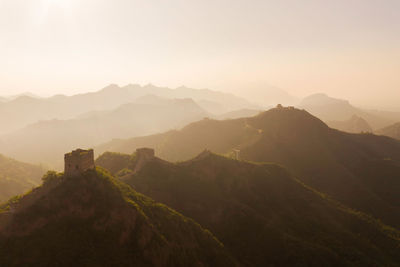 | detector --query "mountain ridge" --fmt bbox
[0,97,209,168]
[96,150,400,266]
[0,83,257,134]
[0,168,237,266]
[299,93,399,130]
[377,122,400,140]
[97,106,400,228]
[327,115,373,133]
